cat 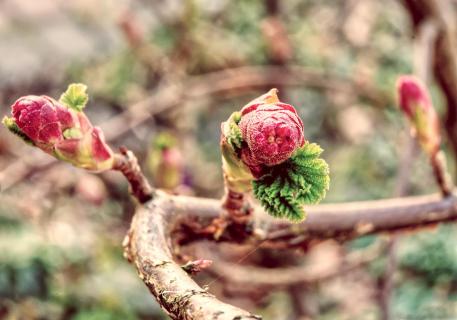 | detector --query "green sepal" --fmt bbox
[59,83,89,112]
[223,111,243,150]
[2,116,34,145]
[252,143,330,222]
[221,138,254,193]
[63,128,83,139]
[152,132,178,150]
[221,111,253,193]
